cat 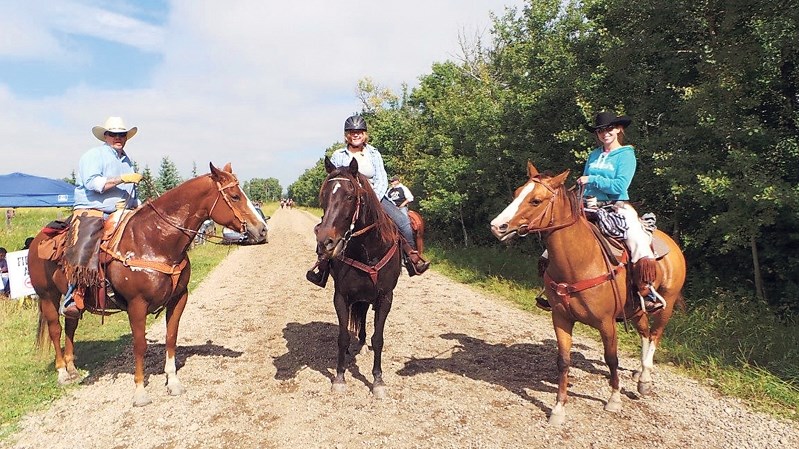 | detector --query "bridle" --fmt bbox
[515,177,581,237]
[146,176,248,238]
[325,176,377,249]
